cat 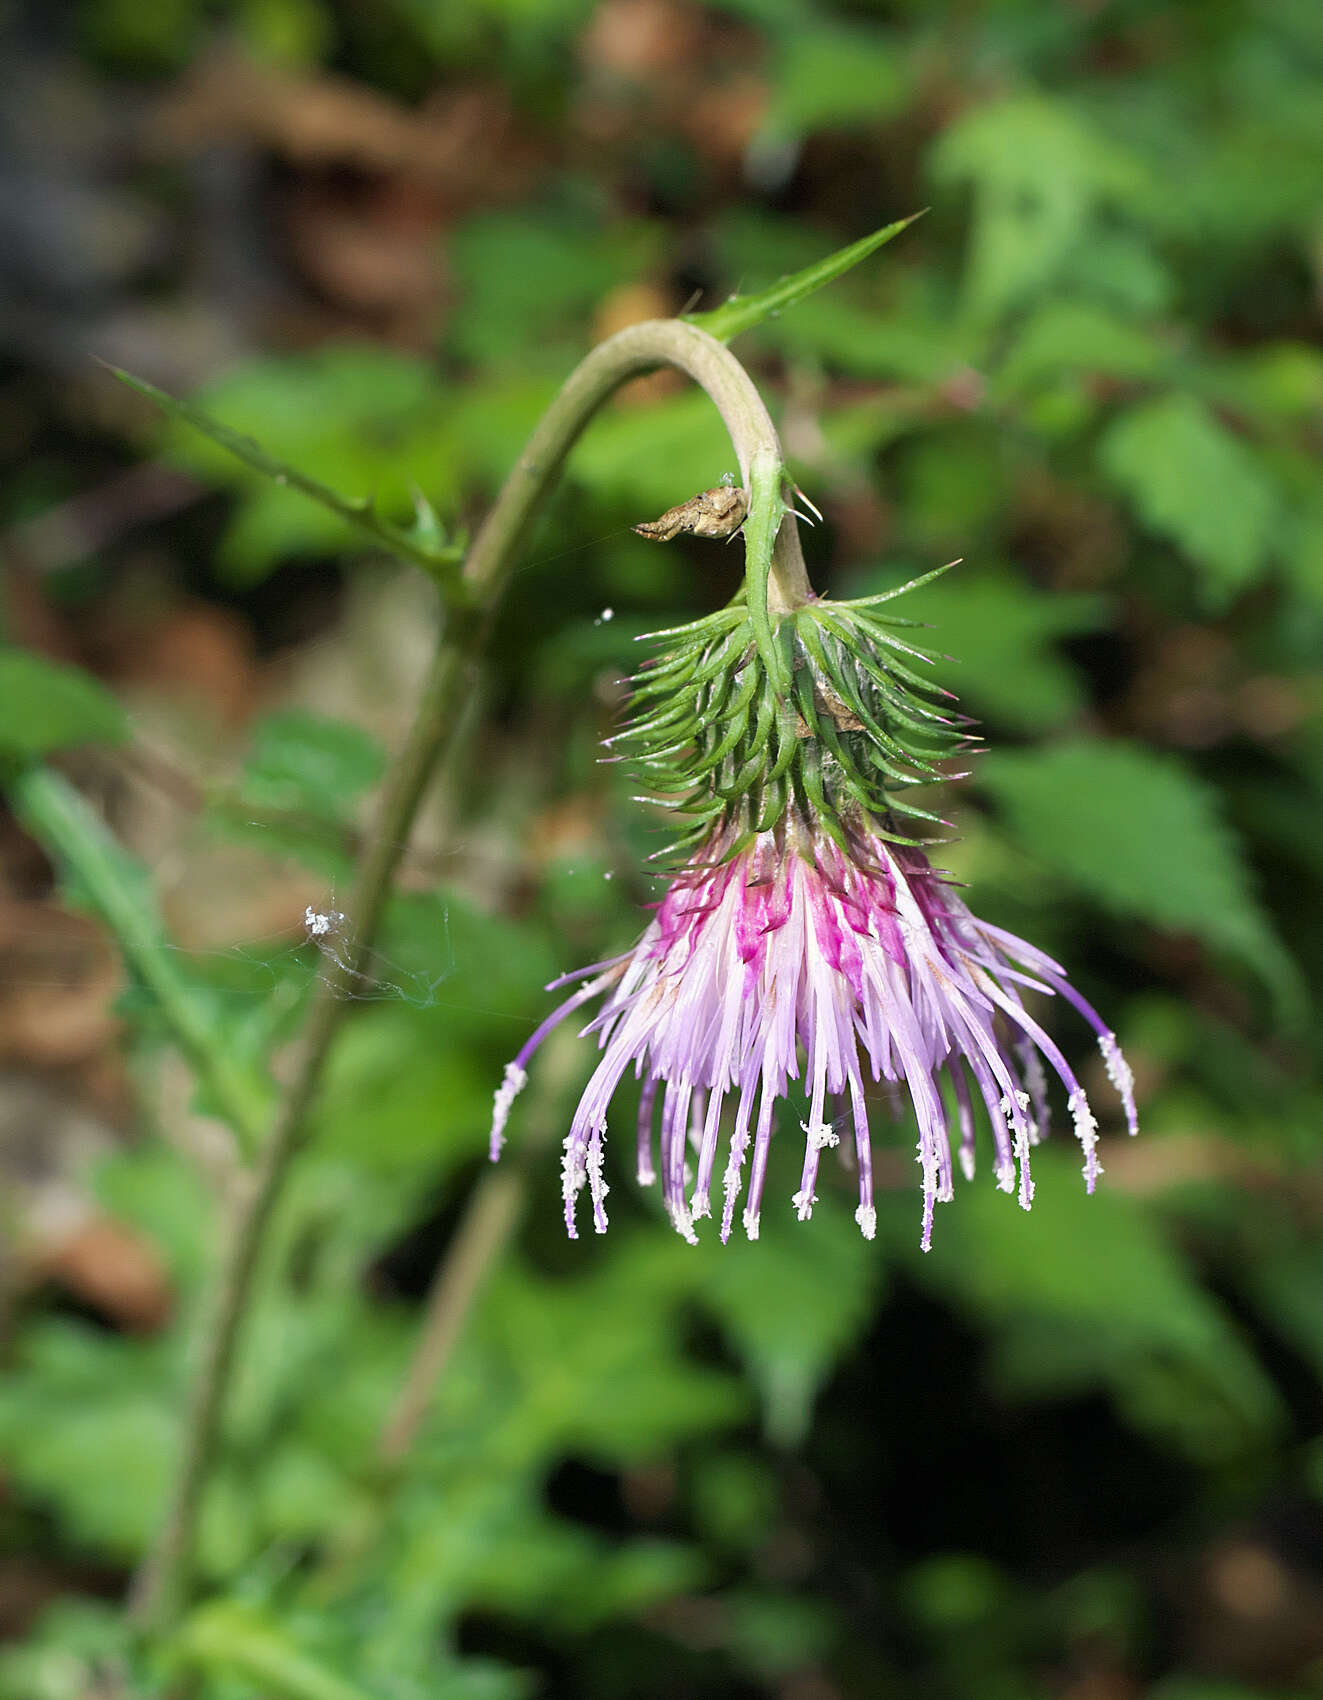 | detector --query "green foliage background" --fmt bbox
[2,0,1323,1696]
